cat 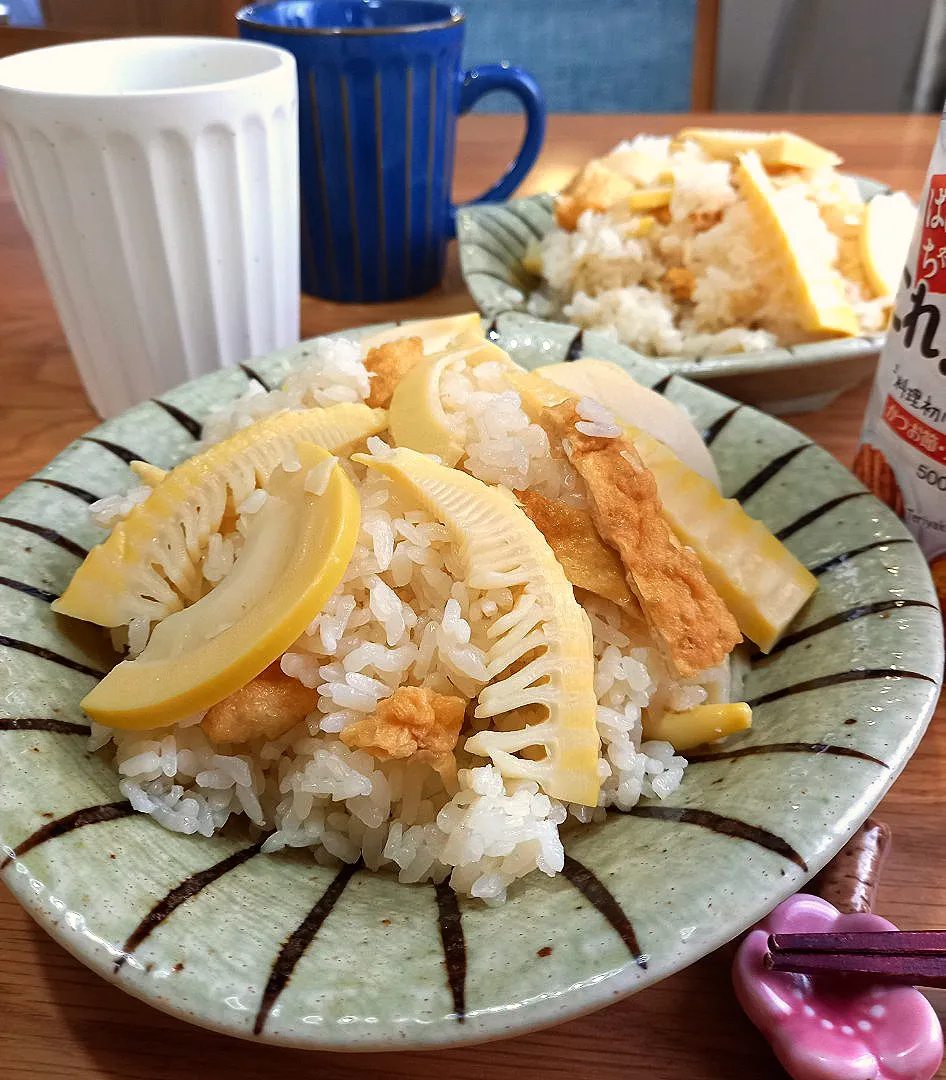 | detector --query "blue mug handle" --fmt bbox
[447,63,546,238]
